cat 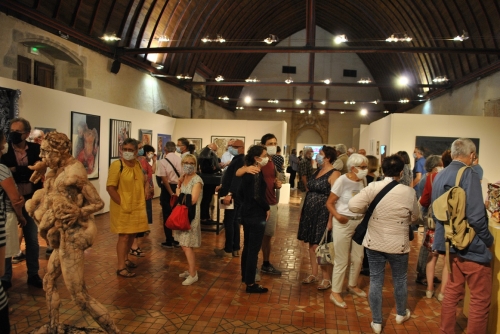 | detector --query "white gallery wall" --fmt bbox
[173,119,287,152]
[0,76,176,213]
[360,113,500,196]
